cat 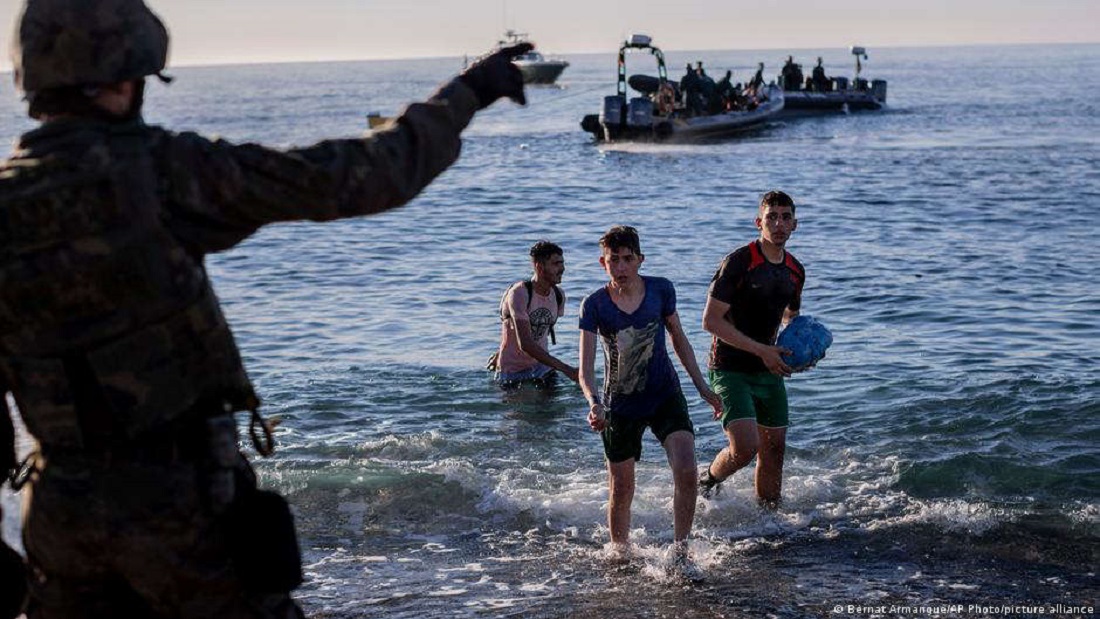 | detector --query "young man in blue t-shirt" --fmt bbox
[578,225,722,561]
